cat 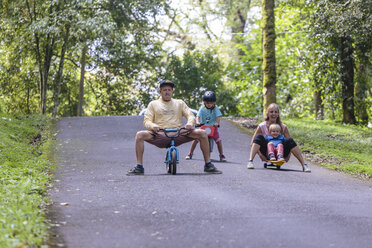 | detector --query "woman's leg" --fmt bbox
[249,143,261,161]
[248,134,267,169]
[290,146,305,166]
